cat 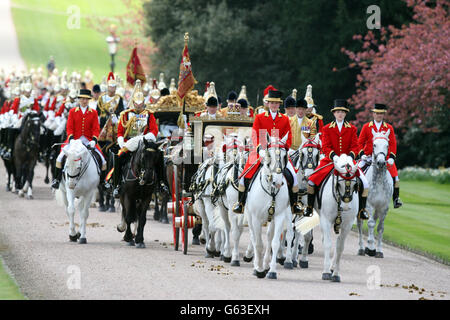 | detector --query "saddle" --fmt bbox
[88,148,102,175]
